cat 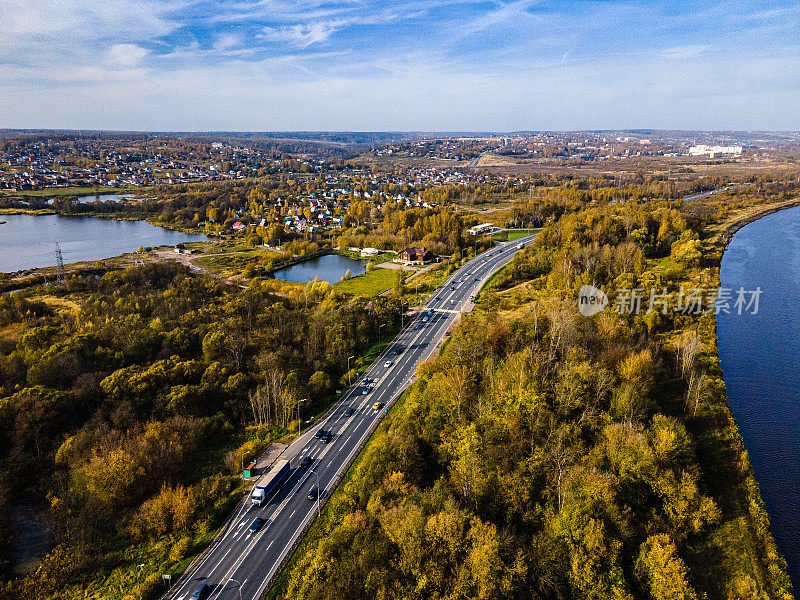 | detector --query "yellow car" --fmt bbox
[372,402,384,411]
